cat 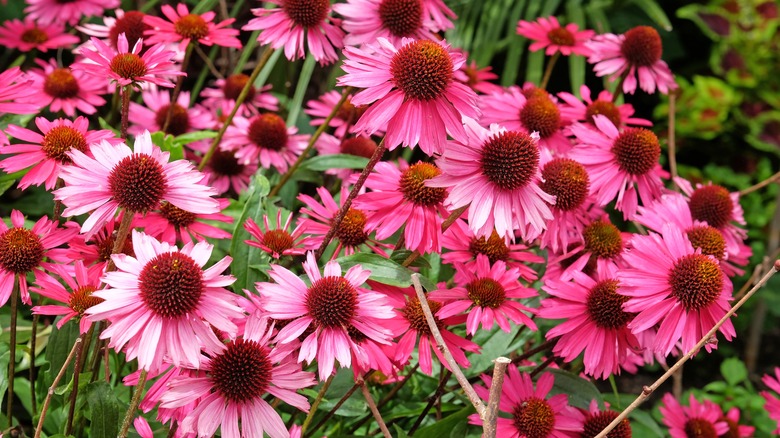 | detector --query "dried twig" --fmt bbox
[484,357,511,438]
